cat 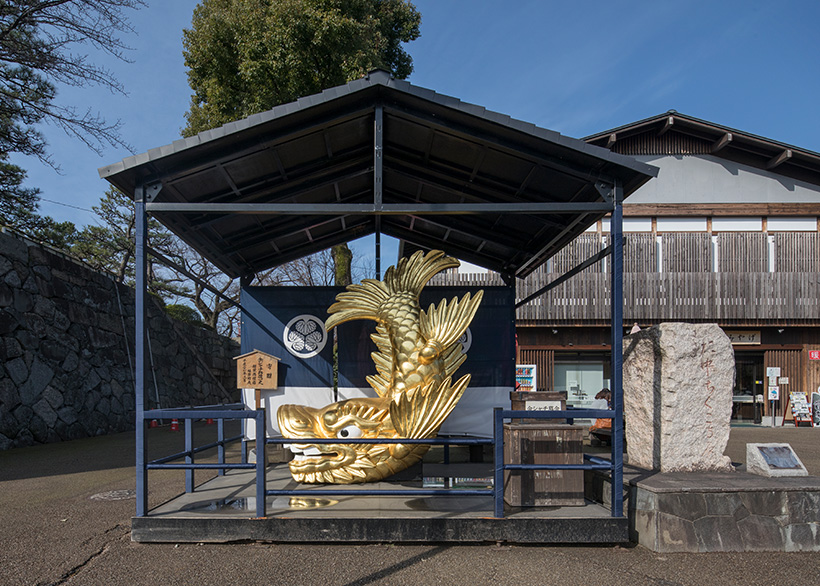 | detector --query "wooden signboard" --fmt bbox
[234,350,279,409]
